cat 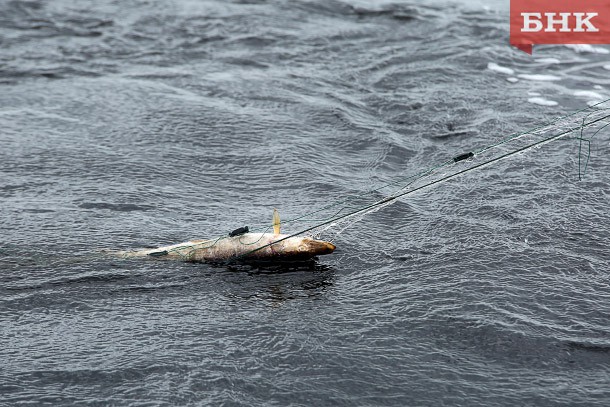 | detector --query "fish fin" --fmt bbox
[273,208,281,235]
